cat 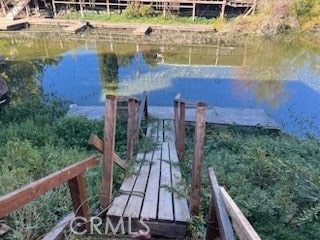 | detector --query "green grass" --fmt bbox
[60,12,217,25]
[0,96,132,239]
[182,126,320,239]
